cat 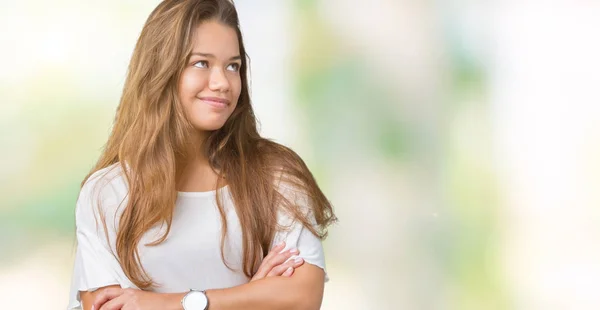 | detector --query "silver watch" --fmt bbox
[181,289,209,310]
